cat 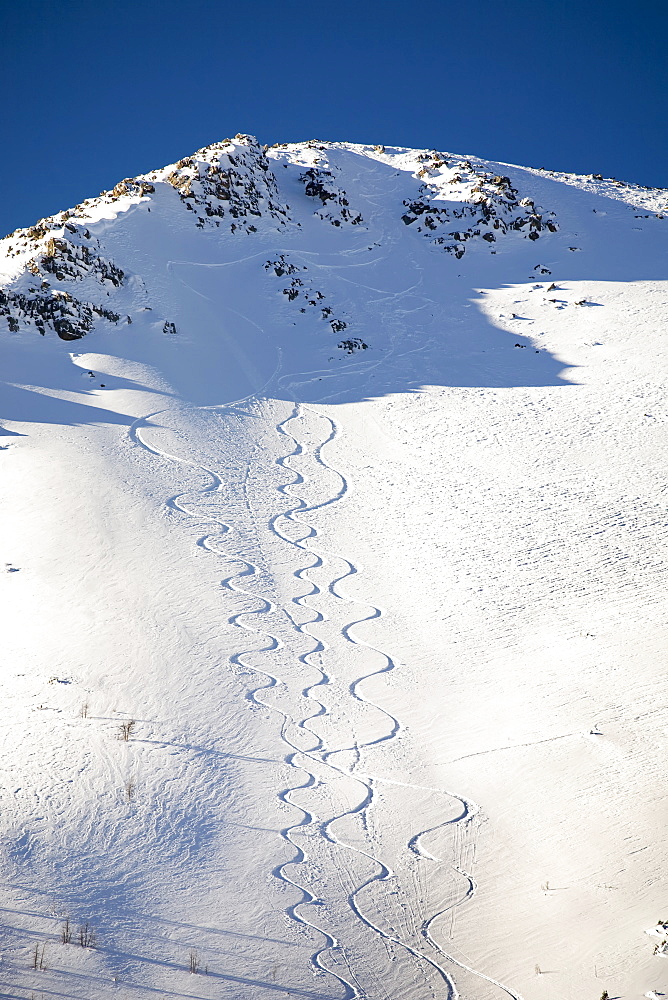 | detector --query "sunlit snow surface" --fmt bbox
[0,138,667,1000]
